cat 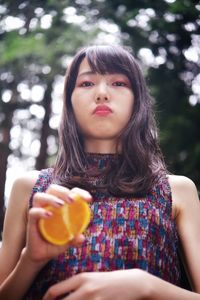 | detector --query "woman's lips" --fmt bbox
[93,105,113,116]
